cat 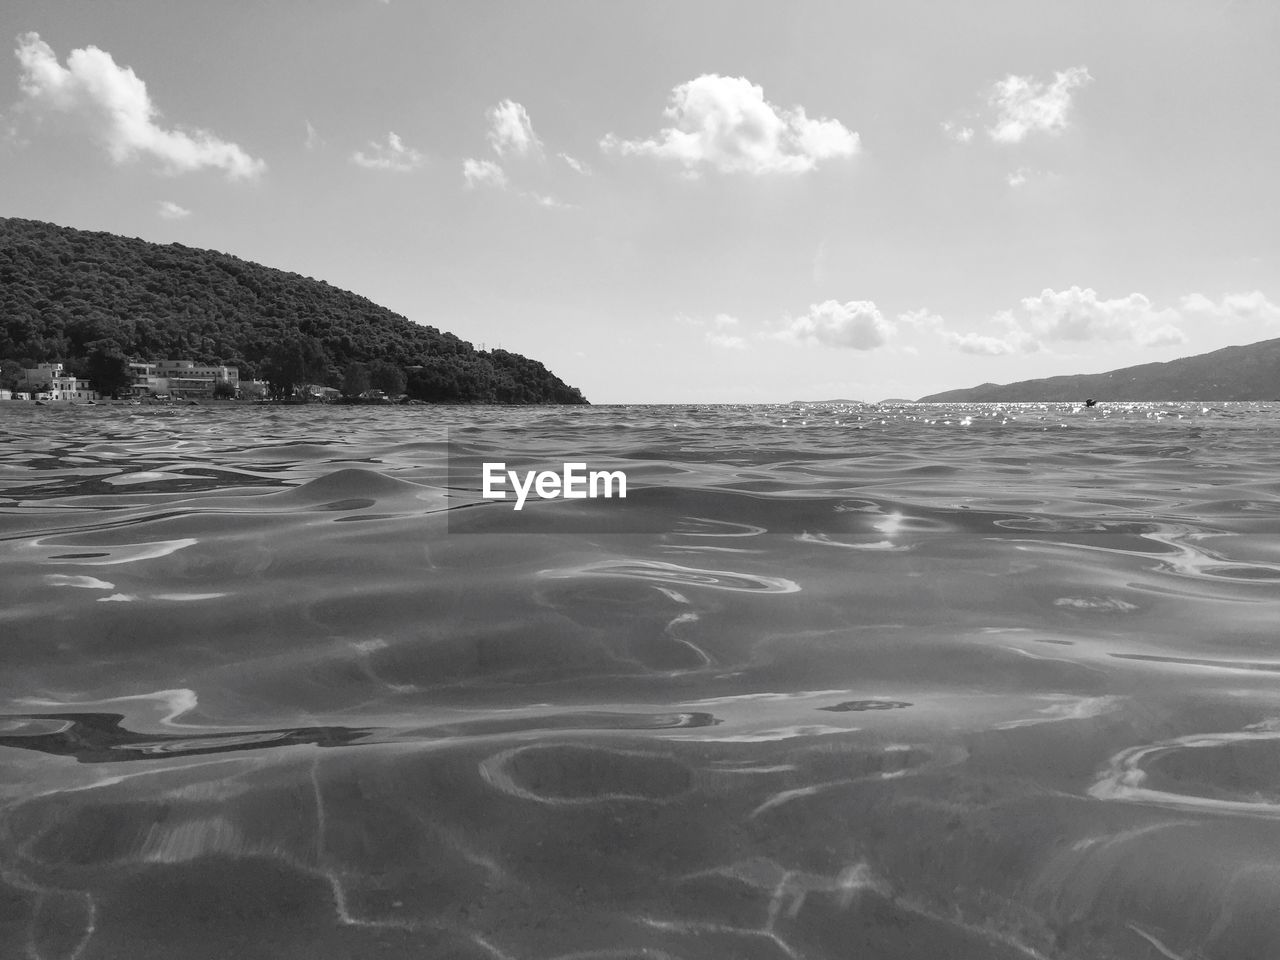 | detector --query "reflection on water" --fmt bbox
[0,712,371,762]
[2,401,1280,958]
[0,709,720,763]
